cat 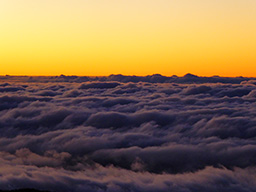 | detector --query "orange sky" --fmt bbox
[0,0,256,77]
